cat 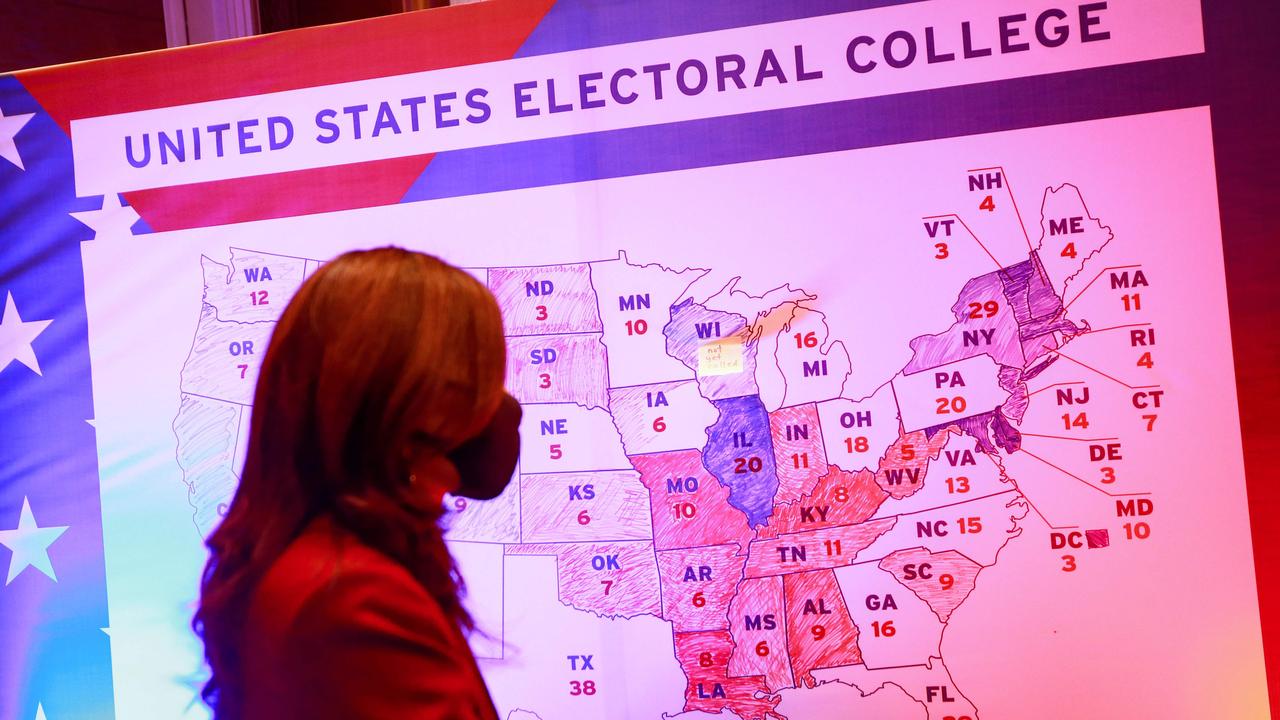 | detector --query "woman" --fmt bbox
[194,247,521,719]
